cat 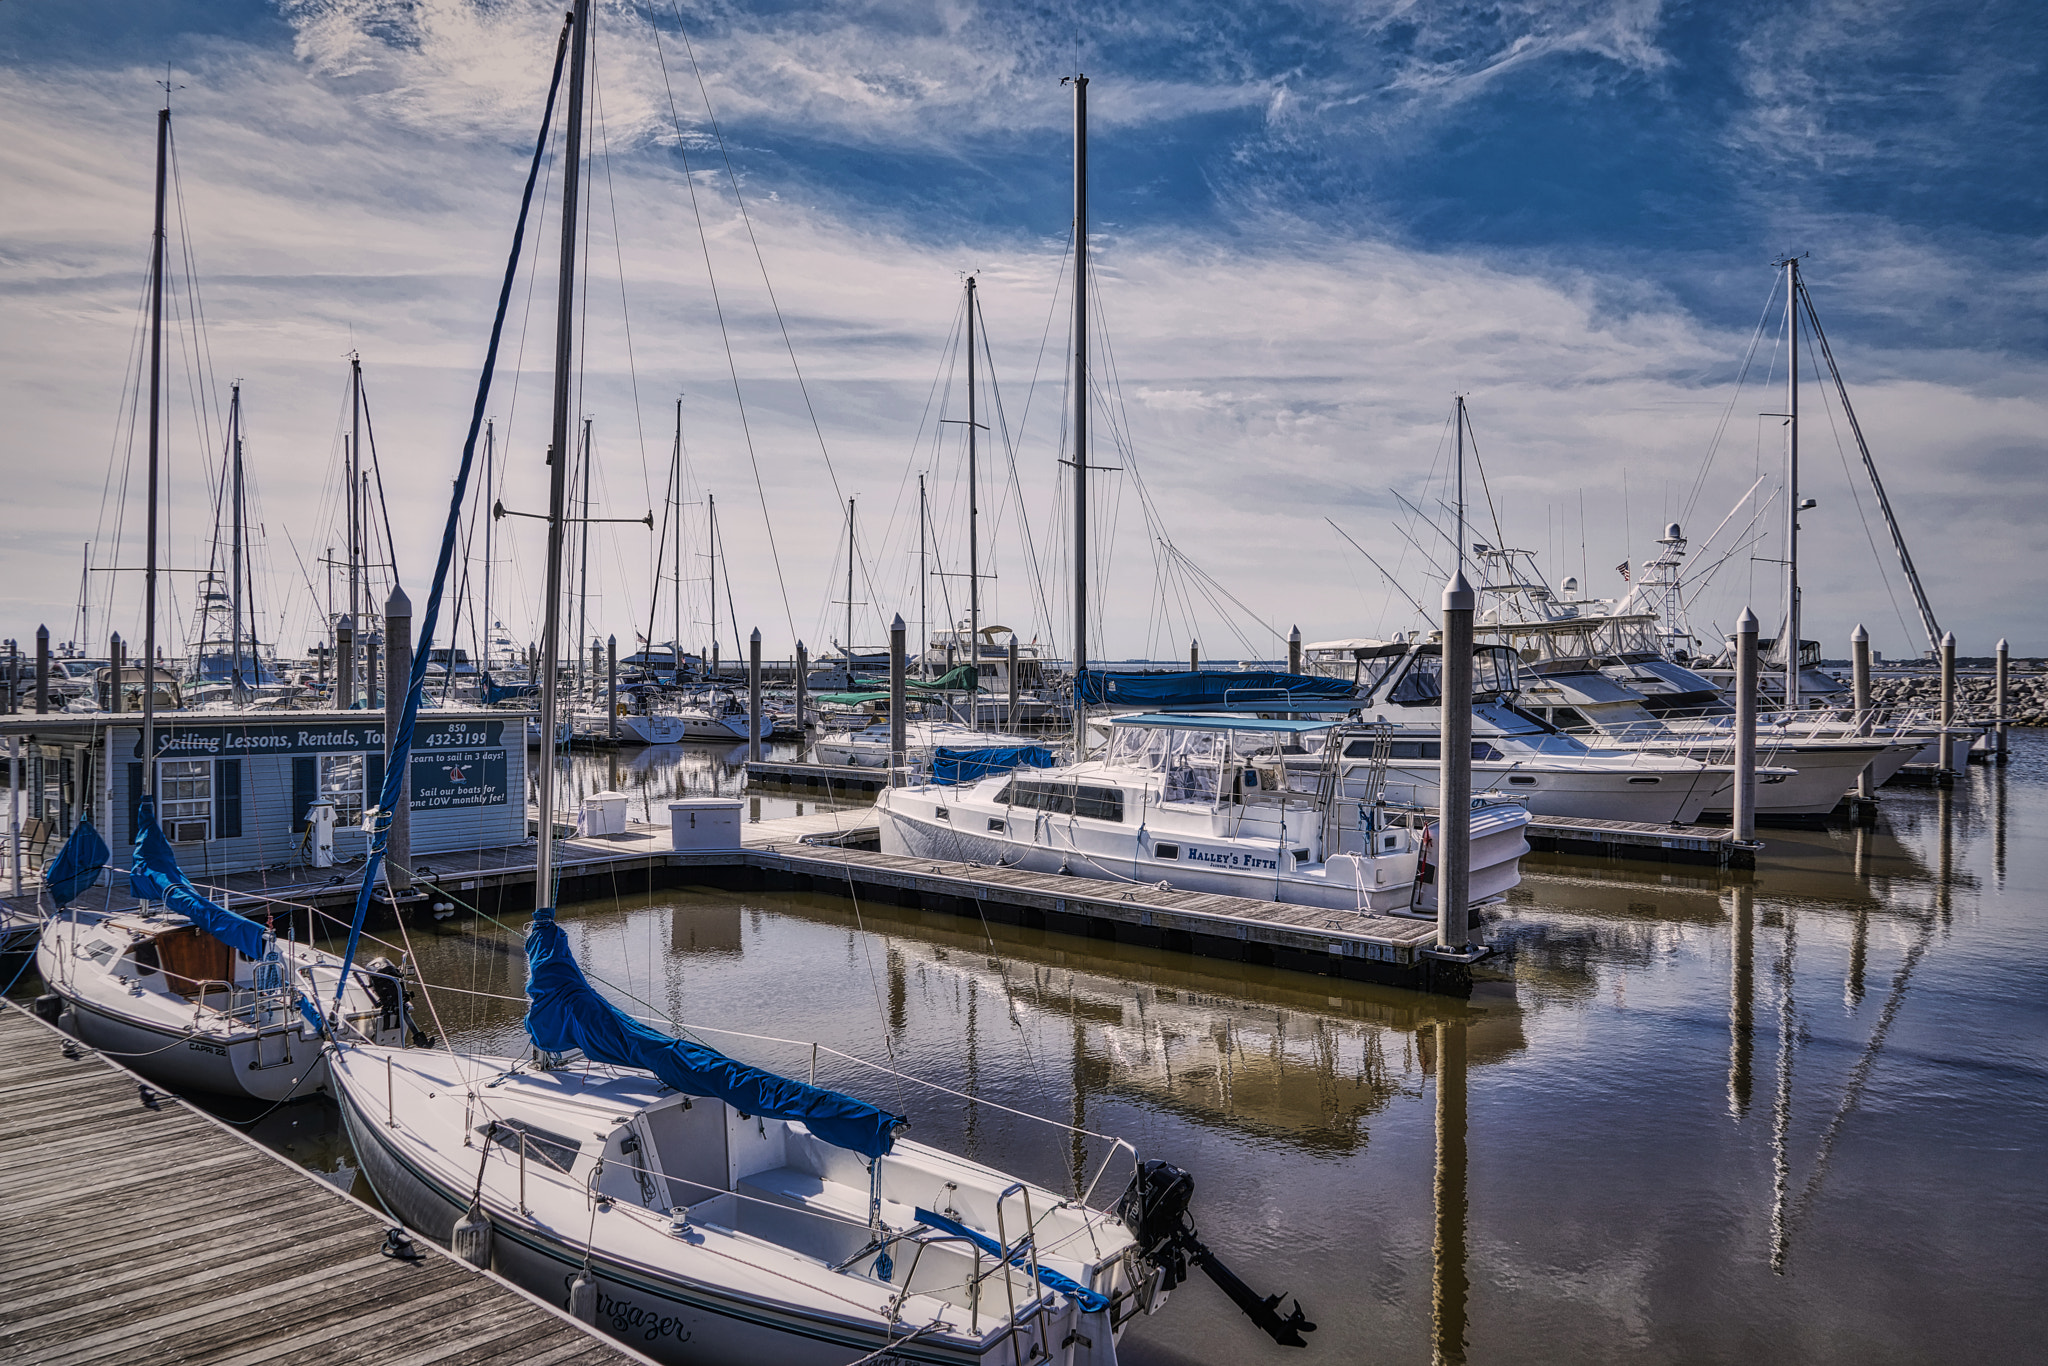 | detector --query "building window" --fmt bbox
[158,759,213,843]
[321,754,367,825]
